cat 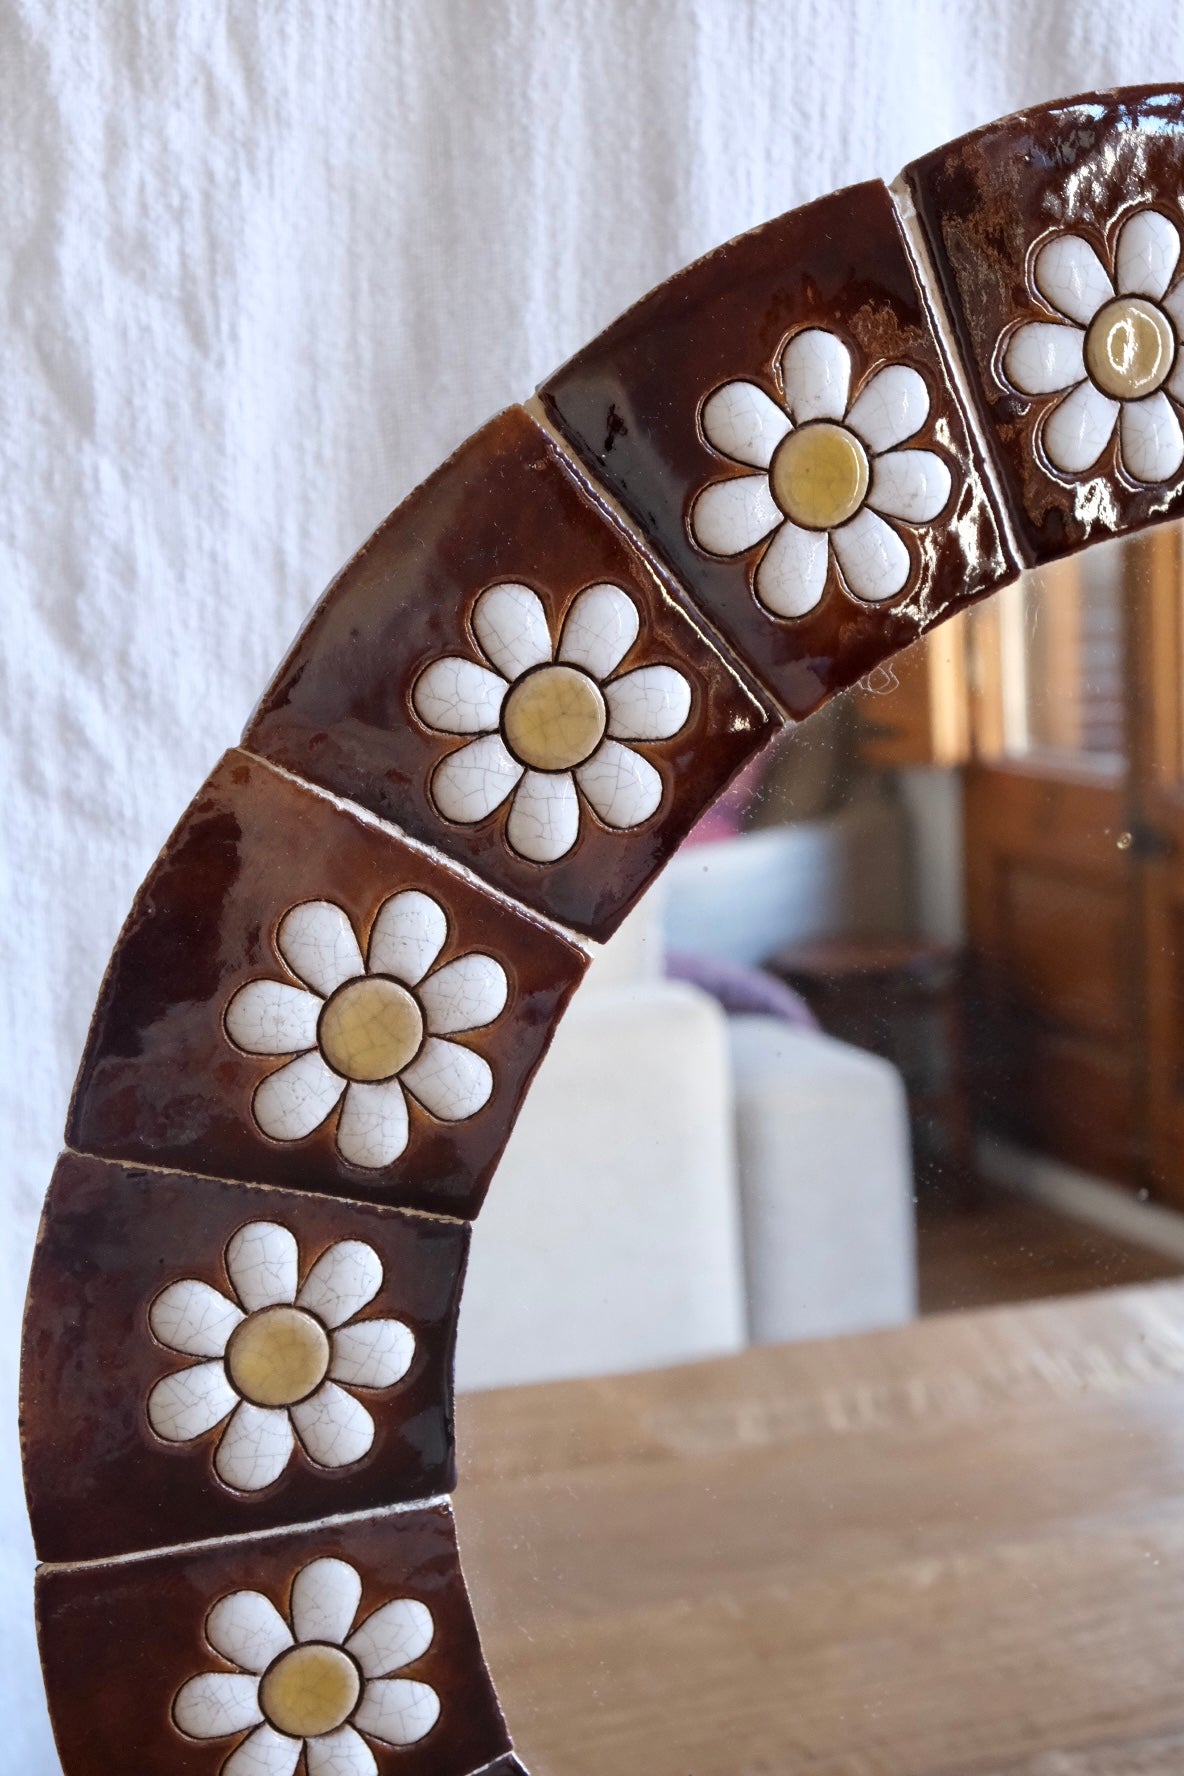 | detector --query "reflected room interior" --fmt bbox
[451,520,1184,1771]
